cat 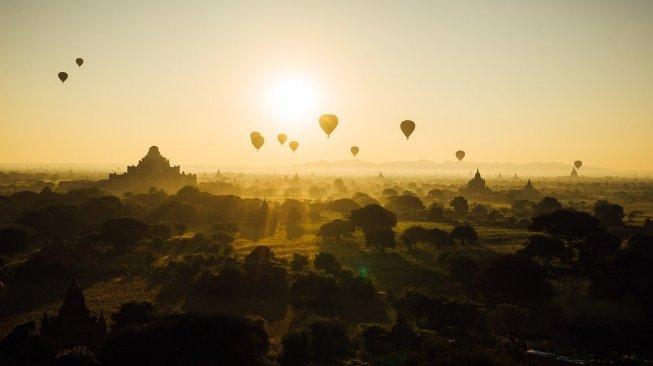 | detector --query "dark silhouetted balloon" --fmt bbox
[58,72,68,83]
[76,58,84,67]
[351,146,359,157]
[319,114,338,138]
[250,132,264,151]
[277,134,287,145]
[400,120,415,140]
[456,150,465,161]
[574,160,582,169]
[289,141,299,152]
